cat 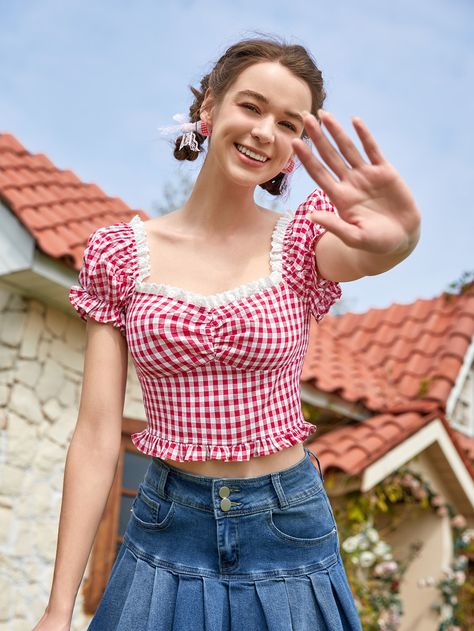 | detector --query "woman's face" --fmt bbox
[202,61,312,189]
